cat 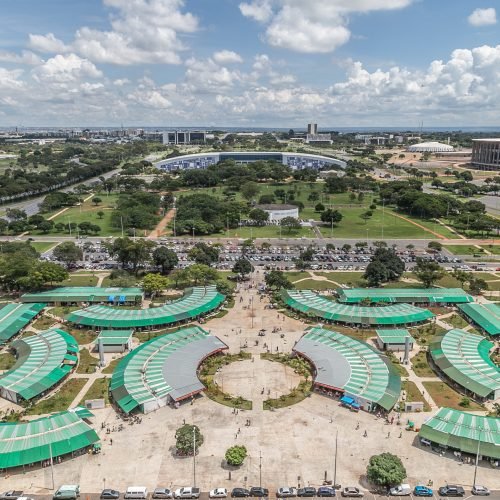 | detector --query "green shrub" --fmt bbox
[225,445,247,466]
